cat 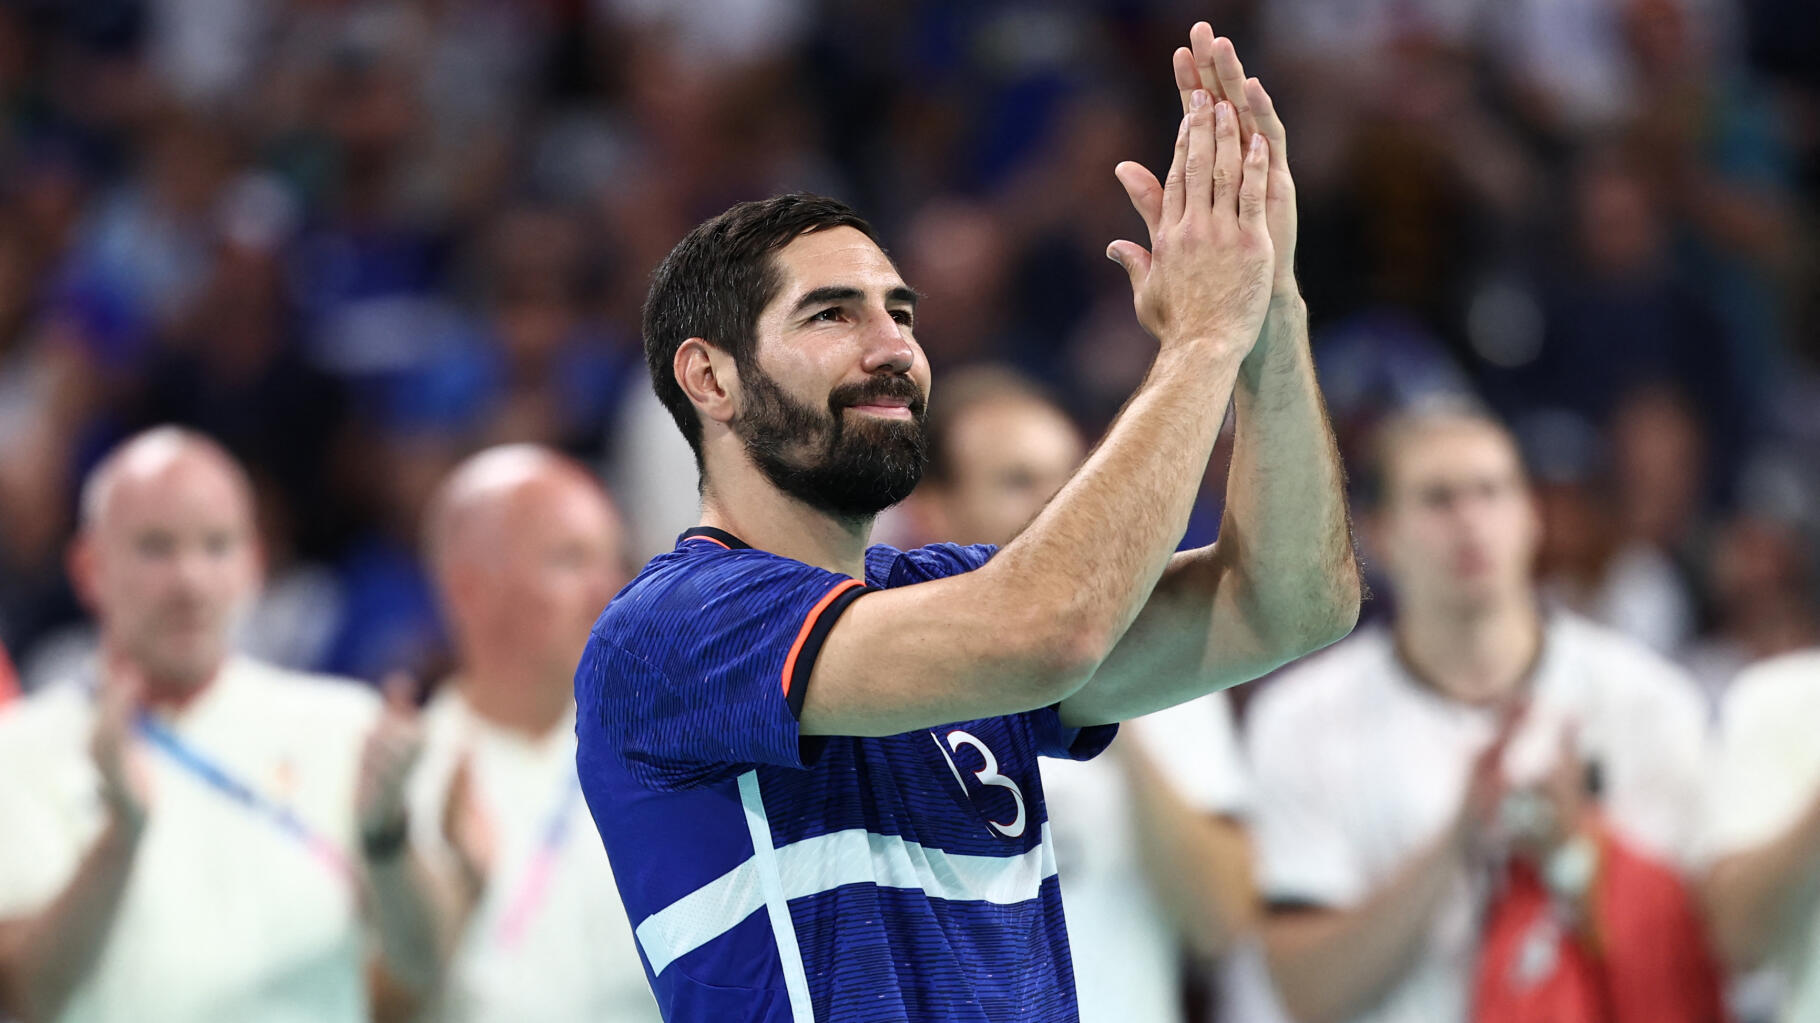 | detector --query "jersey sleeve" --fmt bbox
[578,551,873,791]
[1018,705,1118,763]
